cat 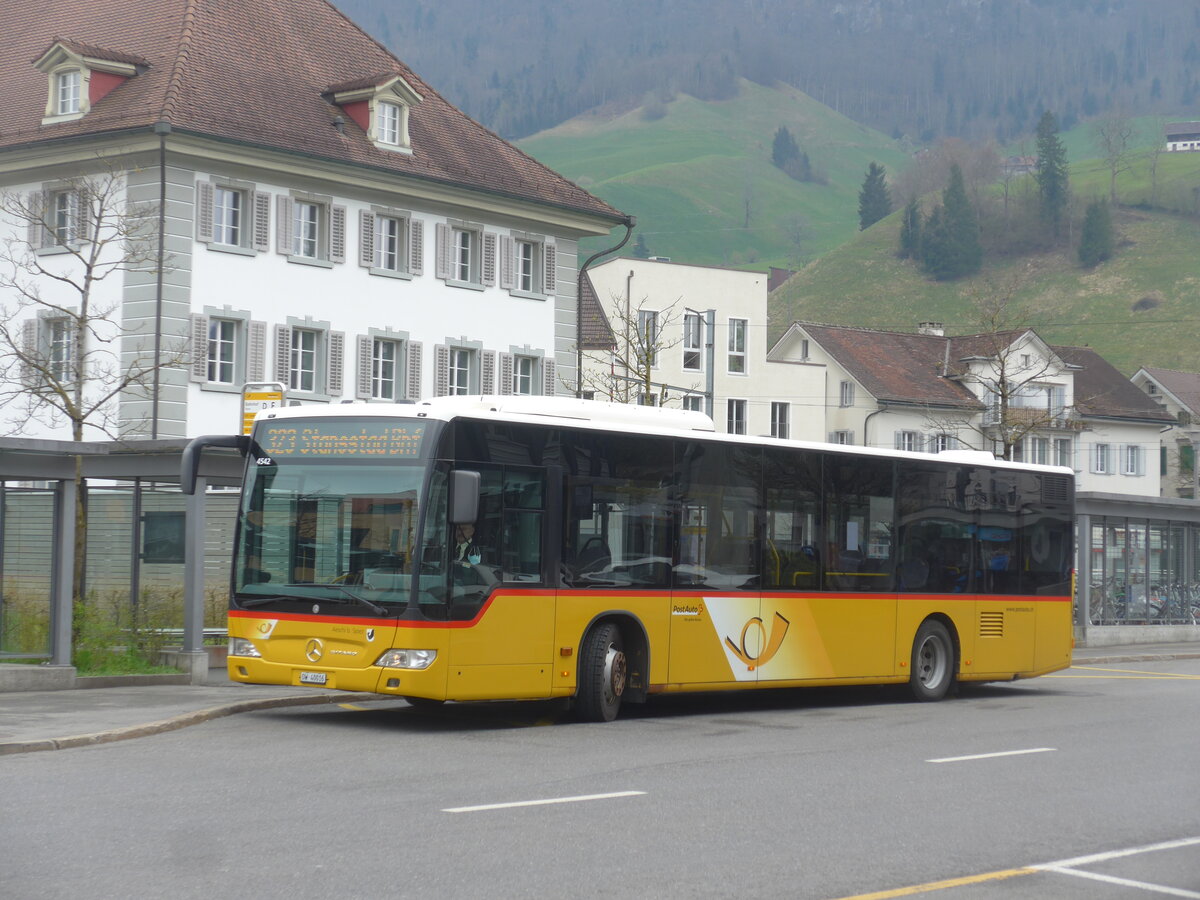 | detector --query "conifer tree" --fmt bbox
[858,162,892,230]
[940,163,982,278]
[1078,200,1114,267]
[898,198,921,259]
[772,126,800,169]
[1034,111,1070,238]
